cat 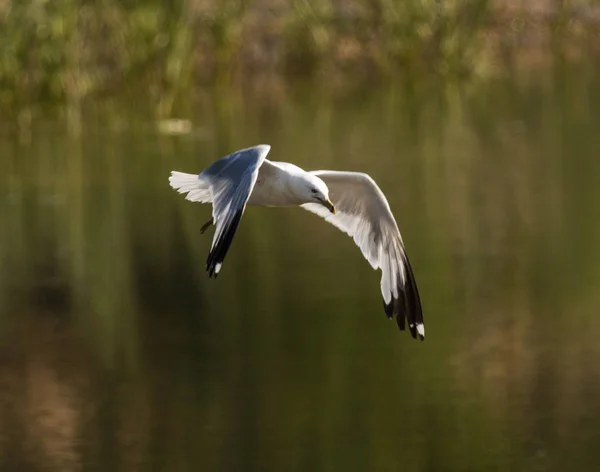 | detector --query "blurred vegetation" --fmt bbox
[1,0,600,116]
